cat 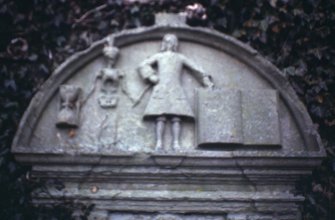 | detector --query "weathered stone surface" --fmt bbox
[242,89,280,146]
[109,213,225,220]
[197,88,242,146]
[56,84,82,128]
[12,13,324,219]
[155,12,187,26]
[88,210,109,220]
[197,89,281,147]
